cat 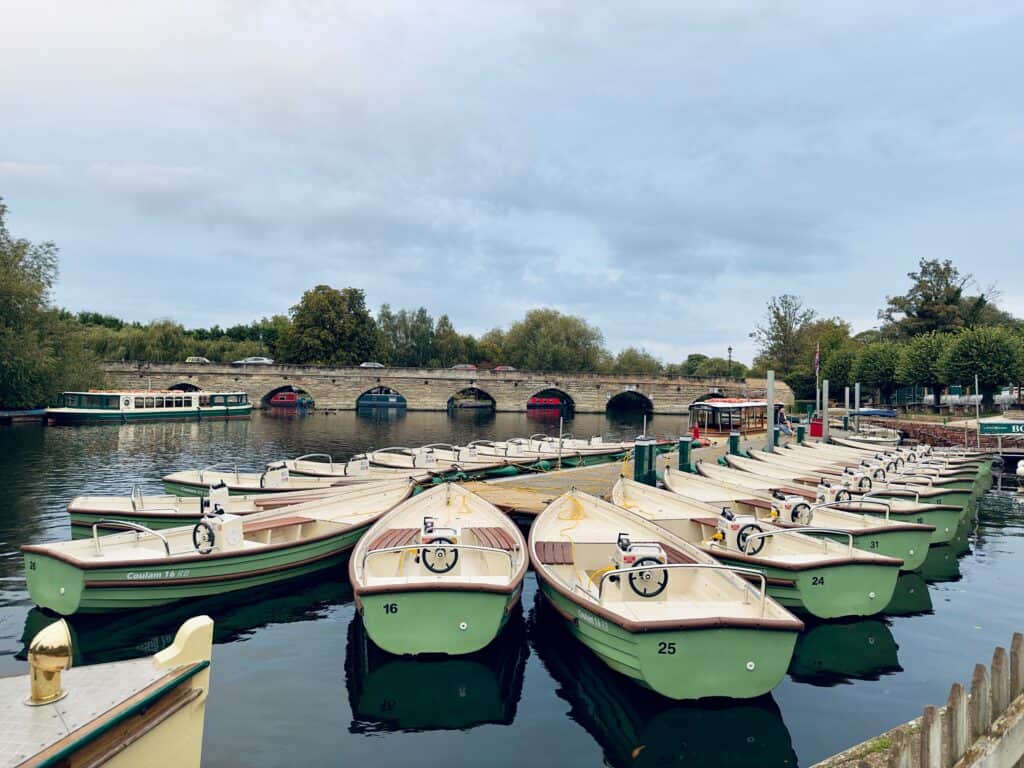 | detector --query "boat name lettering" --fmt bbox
[577,609,610,632]
[126,569,191,580]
